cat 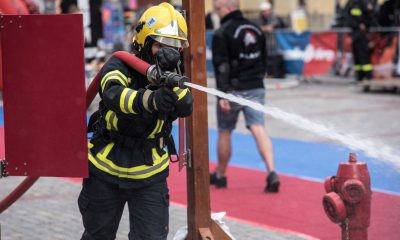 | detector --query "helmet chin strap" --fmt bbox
[140,38,156,65]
